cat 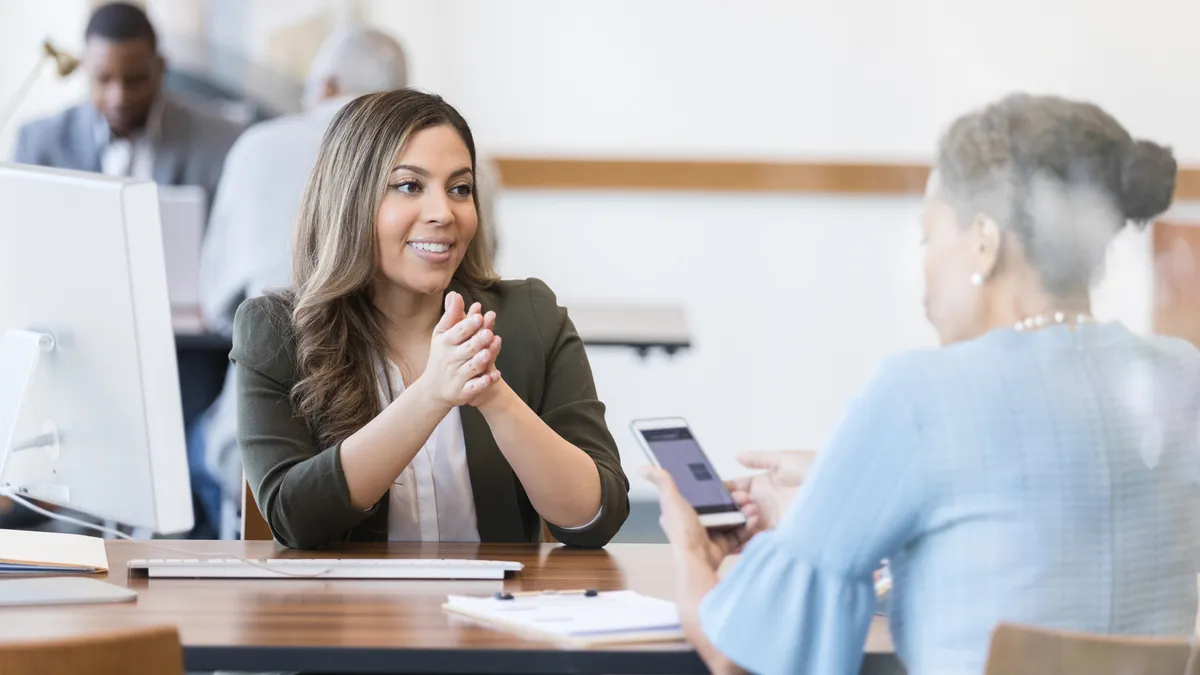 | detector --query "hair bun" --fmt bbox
[1119,139,1177,223]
